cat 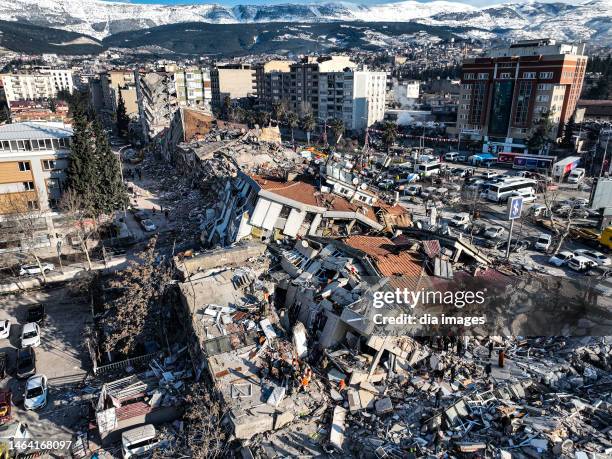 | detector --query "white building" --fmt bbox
[0,69,75,102]
[170,66,212,109]
[318,68,387,131]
